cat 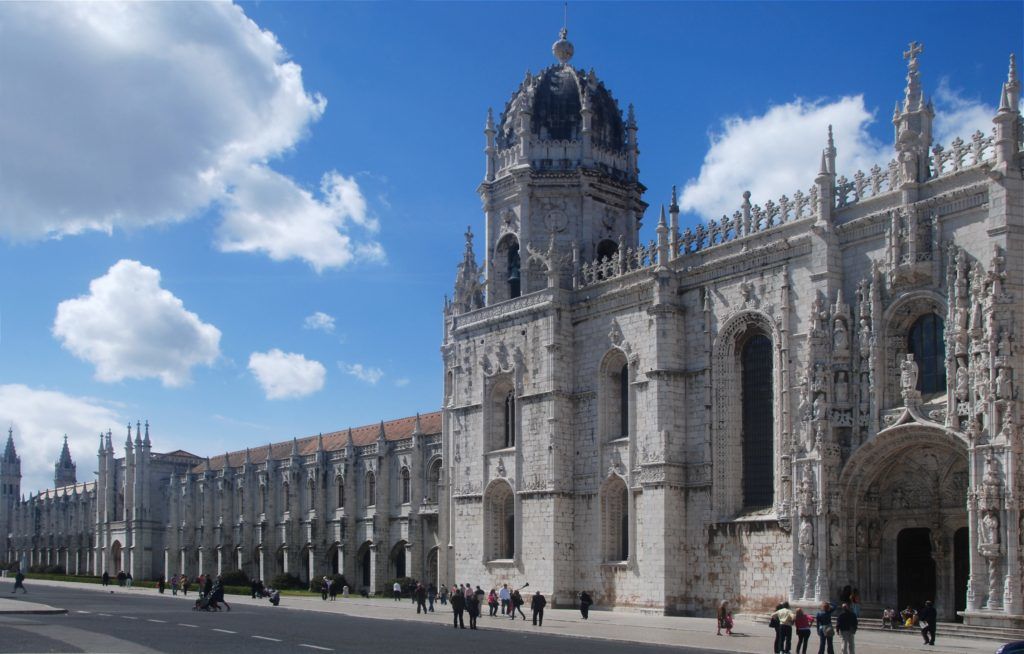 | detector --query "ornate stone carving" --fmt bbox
[900,354,919,403]
[995,367,1013,400]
